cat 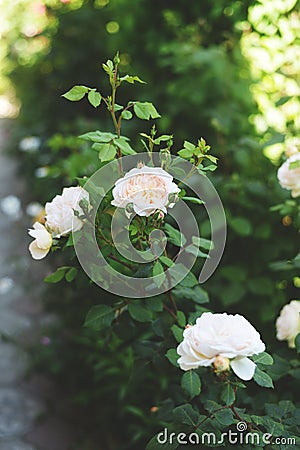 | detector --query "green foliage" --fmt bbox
[7,1,300,448]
